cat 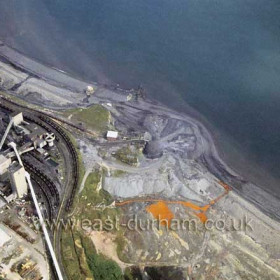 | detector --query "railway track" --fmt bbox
[22,158,60,205]
[0,94,96,134]
[0,97,80,211]
[38,115,79,211]
[24,166,56,220]
[0,96,82,280]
